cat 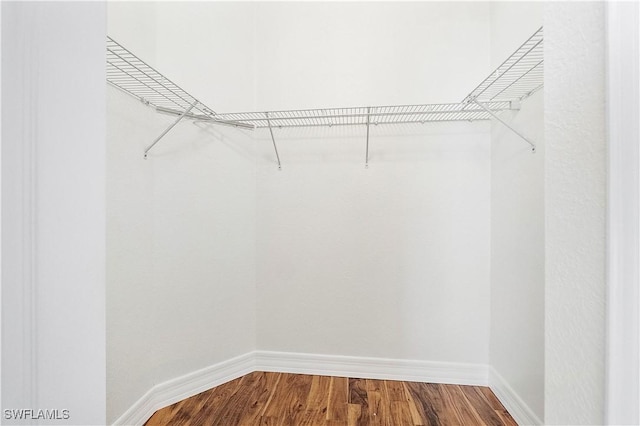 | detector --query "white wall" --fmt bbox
[489,2,544,422]
[254,2,489,109]
[254,2,492,364]
[2,2,106,424]
[154,3,256,112]
[544,3,606,424]
[255,126,491,362]
[605,2,640,423]
[107,3,257,423]
[107,2,157,65]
